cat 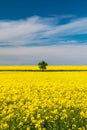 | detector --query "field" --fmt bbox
[1,66,87,71]
[0,67,87,130]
